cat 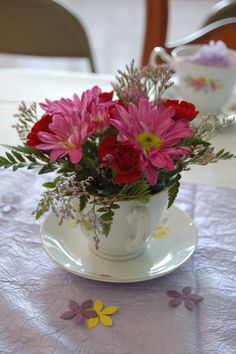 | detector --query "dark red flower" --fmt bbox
[99,135,142,184]
[164,99,199,121]
[26,114,52,147]
[98,91,114,103]
[106,99,126,120]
